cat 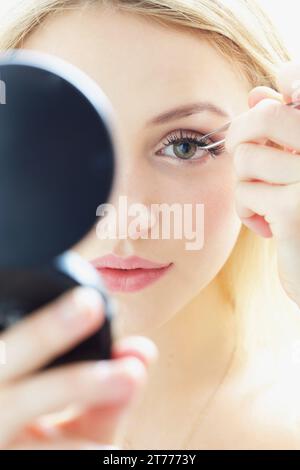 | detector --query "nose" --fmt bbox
[100,152,159,241]
[104,194,158,241]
